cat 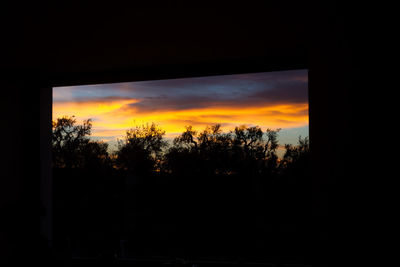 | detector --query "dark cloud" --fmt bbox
[55,69,308,114]
[131,69,307,91]
[121,77,308,114]
[245,80,308,105]
[127,95,215,113]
